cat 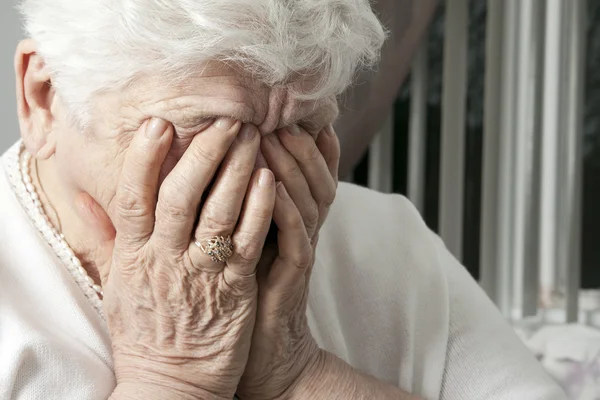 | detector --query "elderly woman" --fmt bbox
[0,1,566,399]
